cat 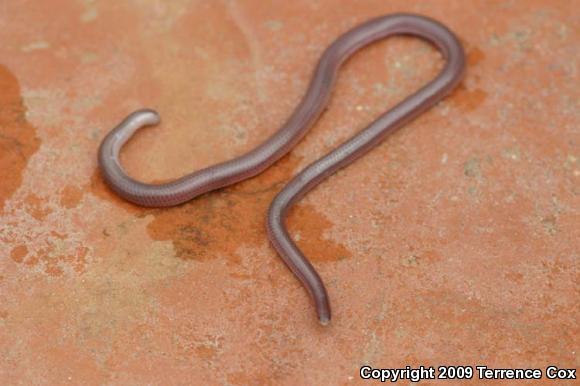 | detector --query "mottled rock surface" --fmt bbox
[0,1,577,384]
